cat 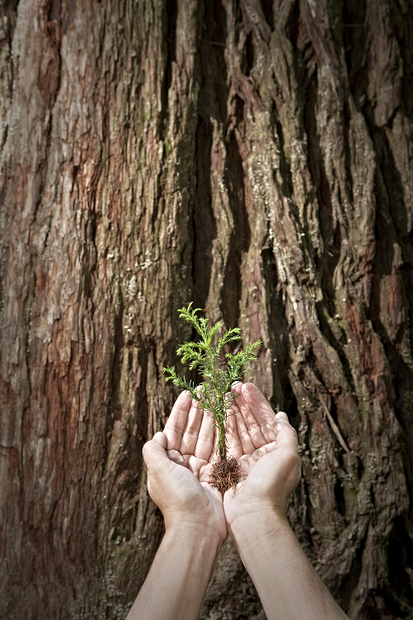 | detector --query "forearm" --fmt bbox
[127,525,223,620]
[231,511,349,620]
